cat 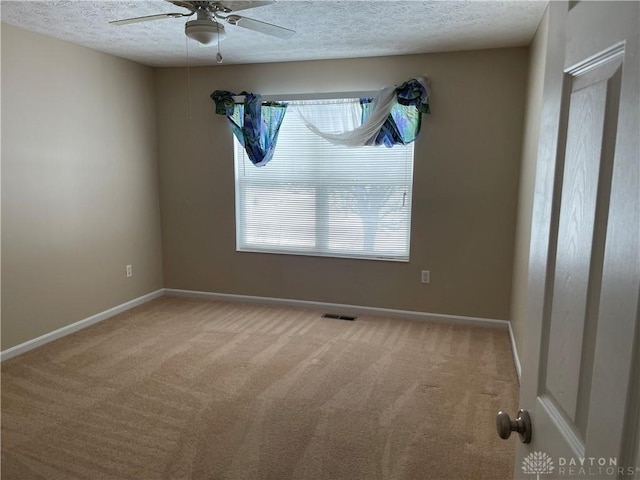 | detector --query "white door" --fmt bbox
[510,2,640,479]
